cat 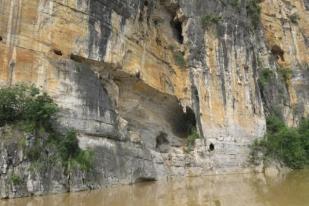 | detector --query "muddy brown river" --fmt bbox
[1,170,309,206]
